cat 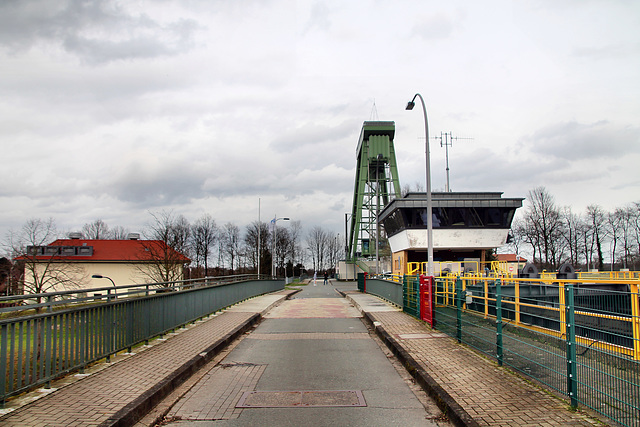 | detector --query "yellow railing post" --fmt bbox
[558,281,567,337]
[515,279,521,326]
[462,277,467,310]
[484,279,489,319]
[630,283,640,362]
